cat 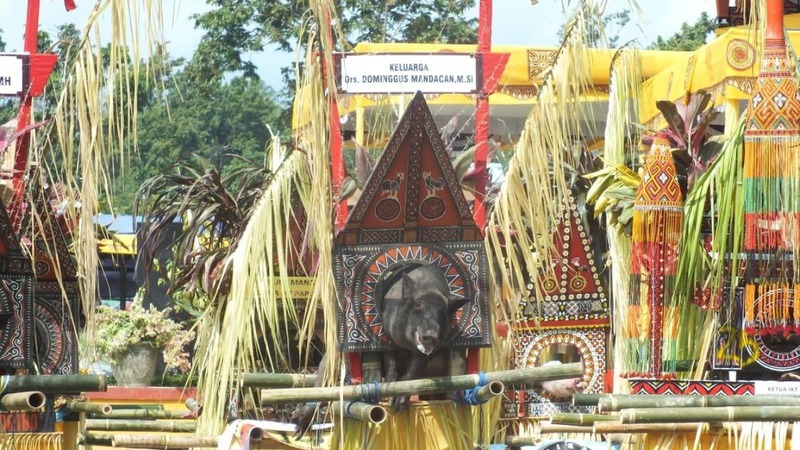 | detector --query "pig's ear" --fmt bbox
[401,274,418,302]
[448,296,470,313]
